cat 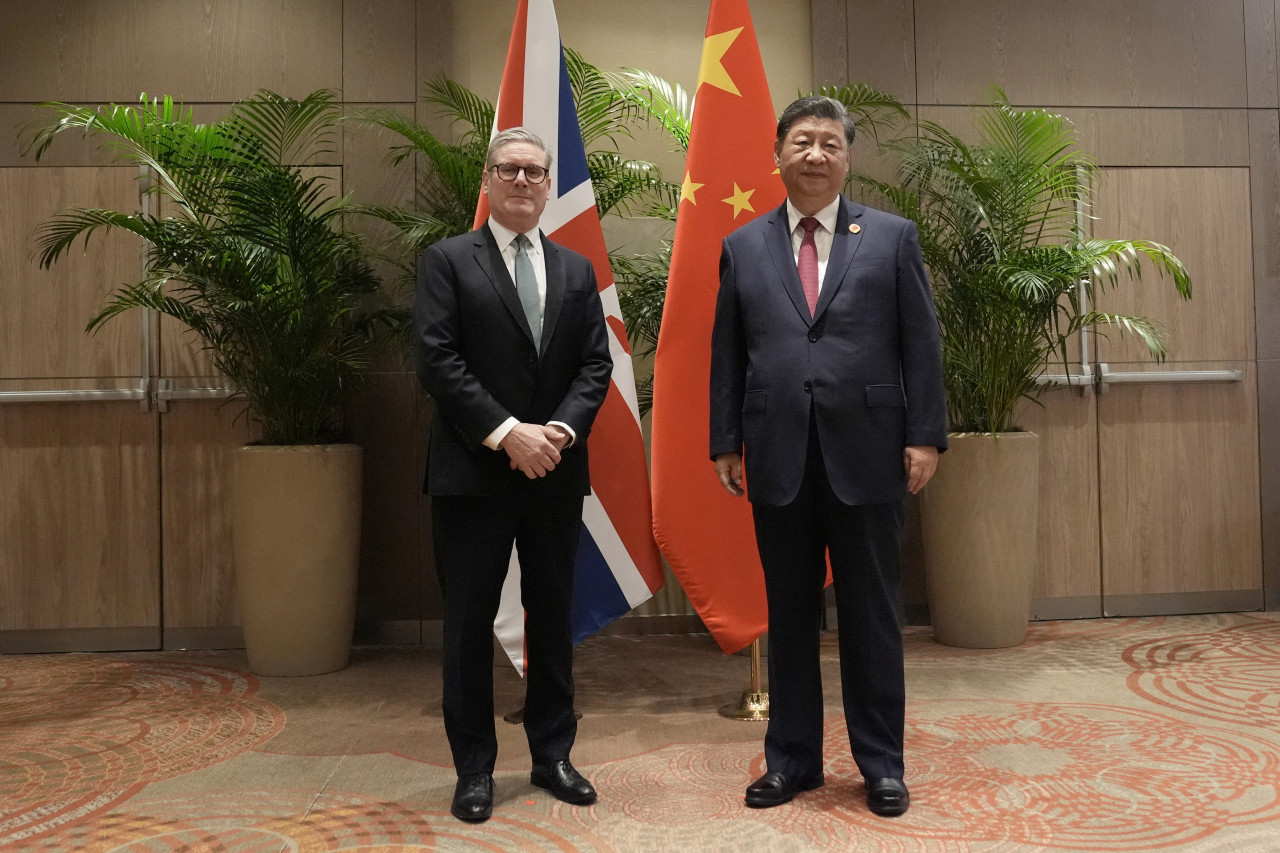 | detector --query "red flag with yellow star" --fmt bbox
[650,0,784,653]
